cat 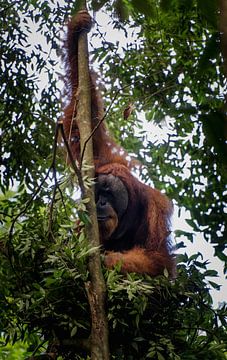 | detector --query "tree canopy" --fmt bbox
[0,0,226,359]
